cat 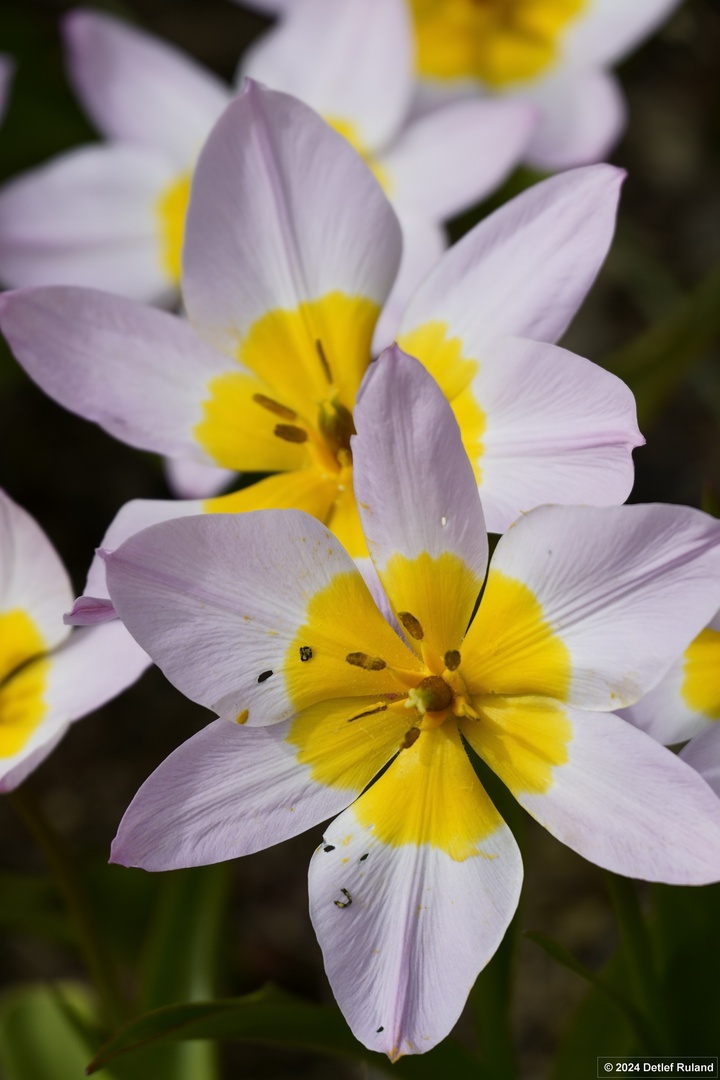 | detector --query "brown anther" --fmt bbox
[415,675,453,712]
[397,611,424,640]
[444,649,461,671]
[252,393,297,421]
[400,727,420,749]
[345,652,387,671]
[316,339,333,383]
[274,424,308,443]
[347,704,387,723]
